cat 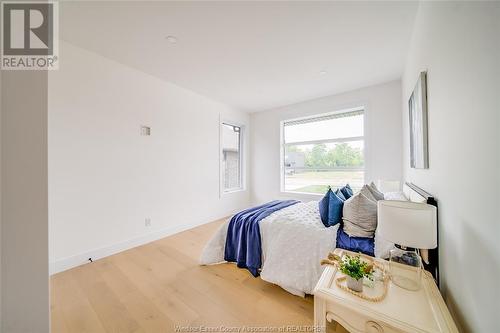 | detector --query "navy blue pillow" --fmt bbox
[334,188,346,201]
[340,184,354,199]
[326,190,345,227]
[345,184,354,196]
[318,188,332,226]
